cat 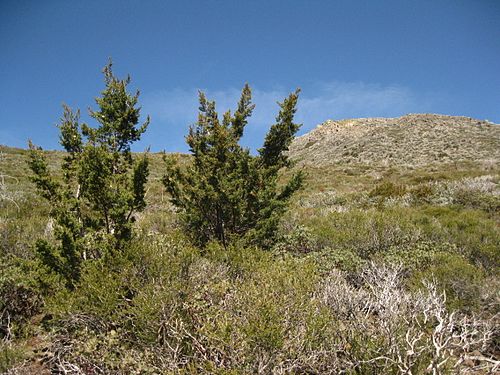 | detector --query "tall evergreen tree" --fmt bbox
[163,85,303,248]
[28,61,149,288]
